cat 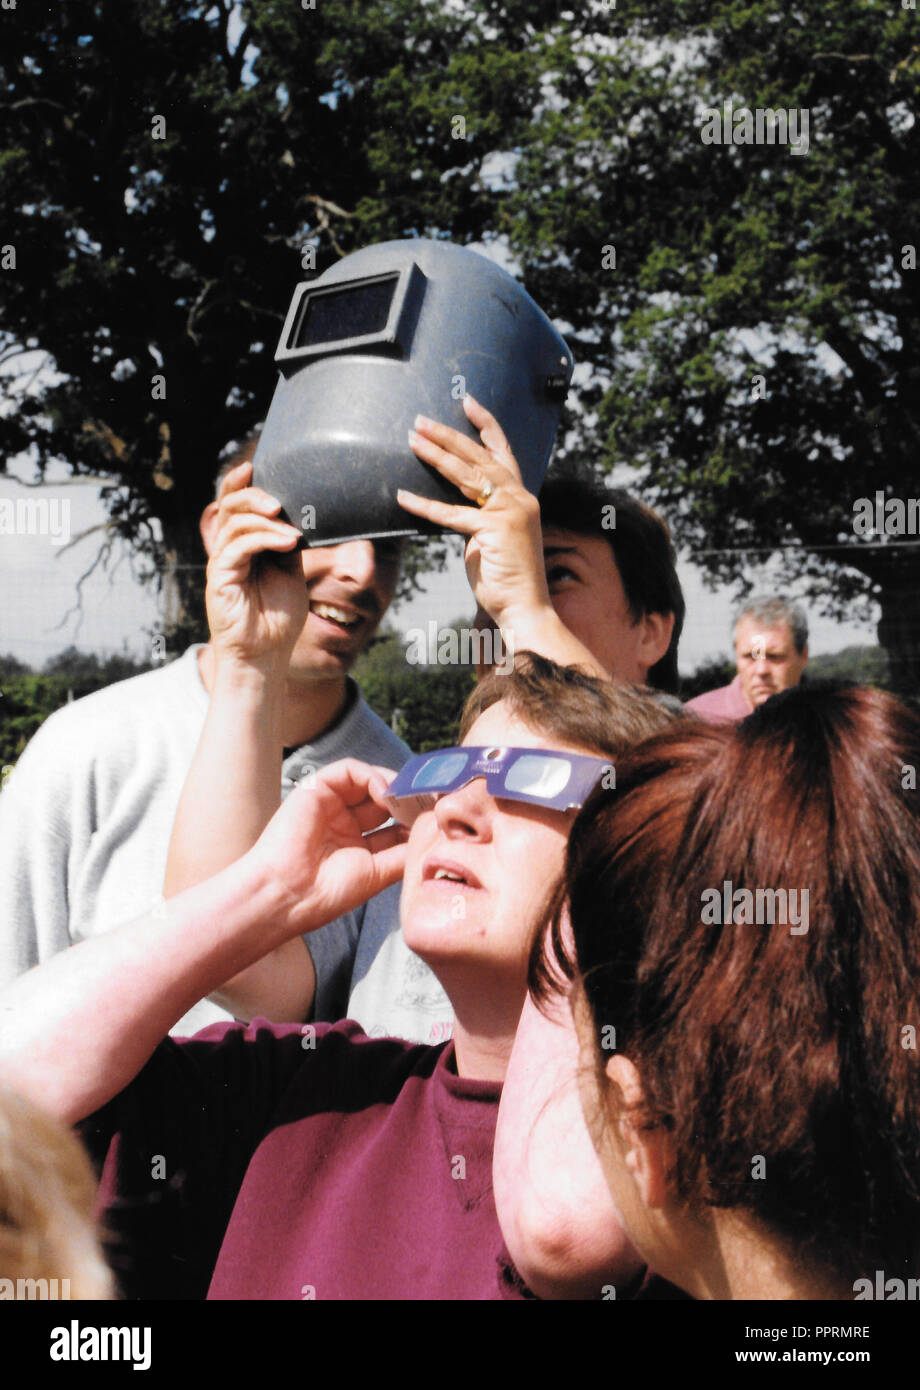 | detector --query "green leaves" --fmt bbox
[4,0,919,685]
[505,2,920,686]
[352,628,474,751]
[0,0,541,638]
